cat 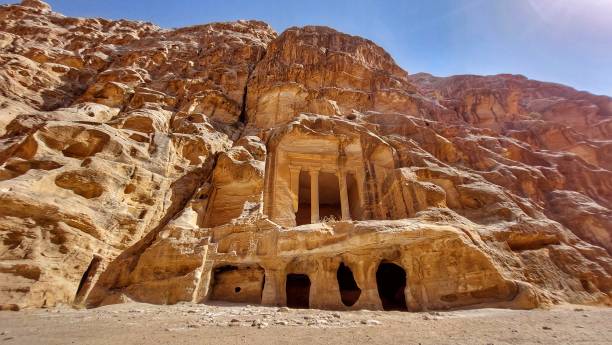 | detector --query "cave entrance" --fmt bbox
[210,265,265,304]
[337,262,361,306]
[376,262,407,311]
[318,171,341,221]
[295,170,311,225]
[74,255,102,303]
[286,273,311,309]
